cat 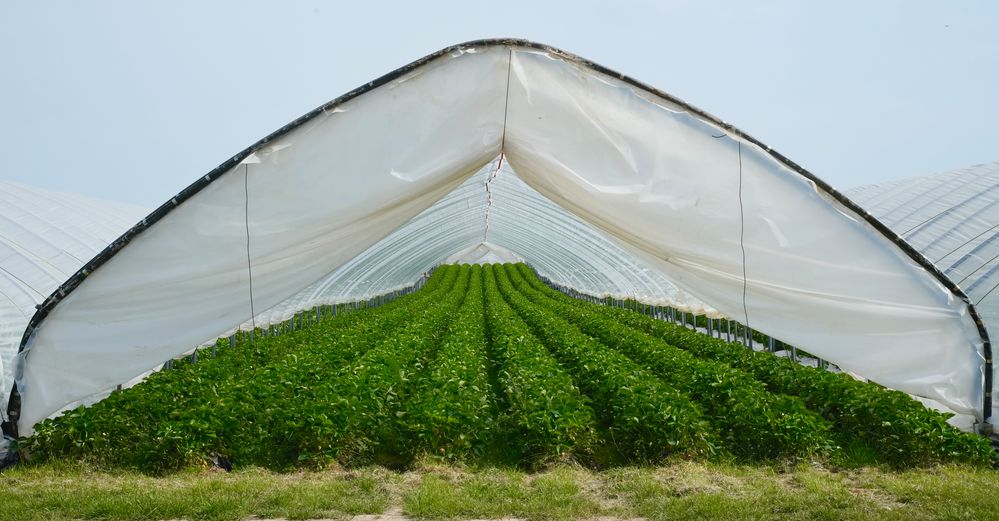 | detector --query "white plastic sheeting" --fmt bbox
[847,161,999,421]
[0,181,147,422]
[10,40,990,435]
[249,163,711,329]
